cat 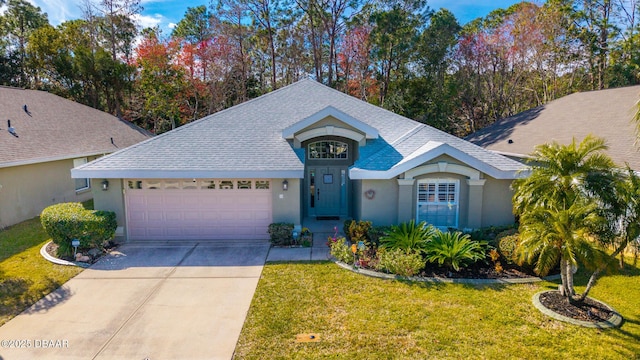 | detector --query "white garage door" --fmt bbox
[125,179,272,241]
